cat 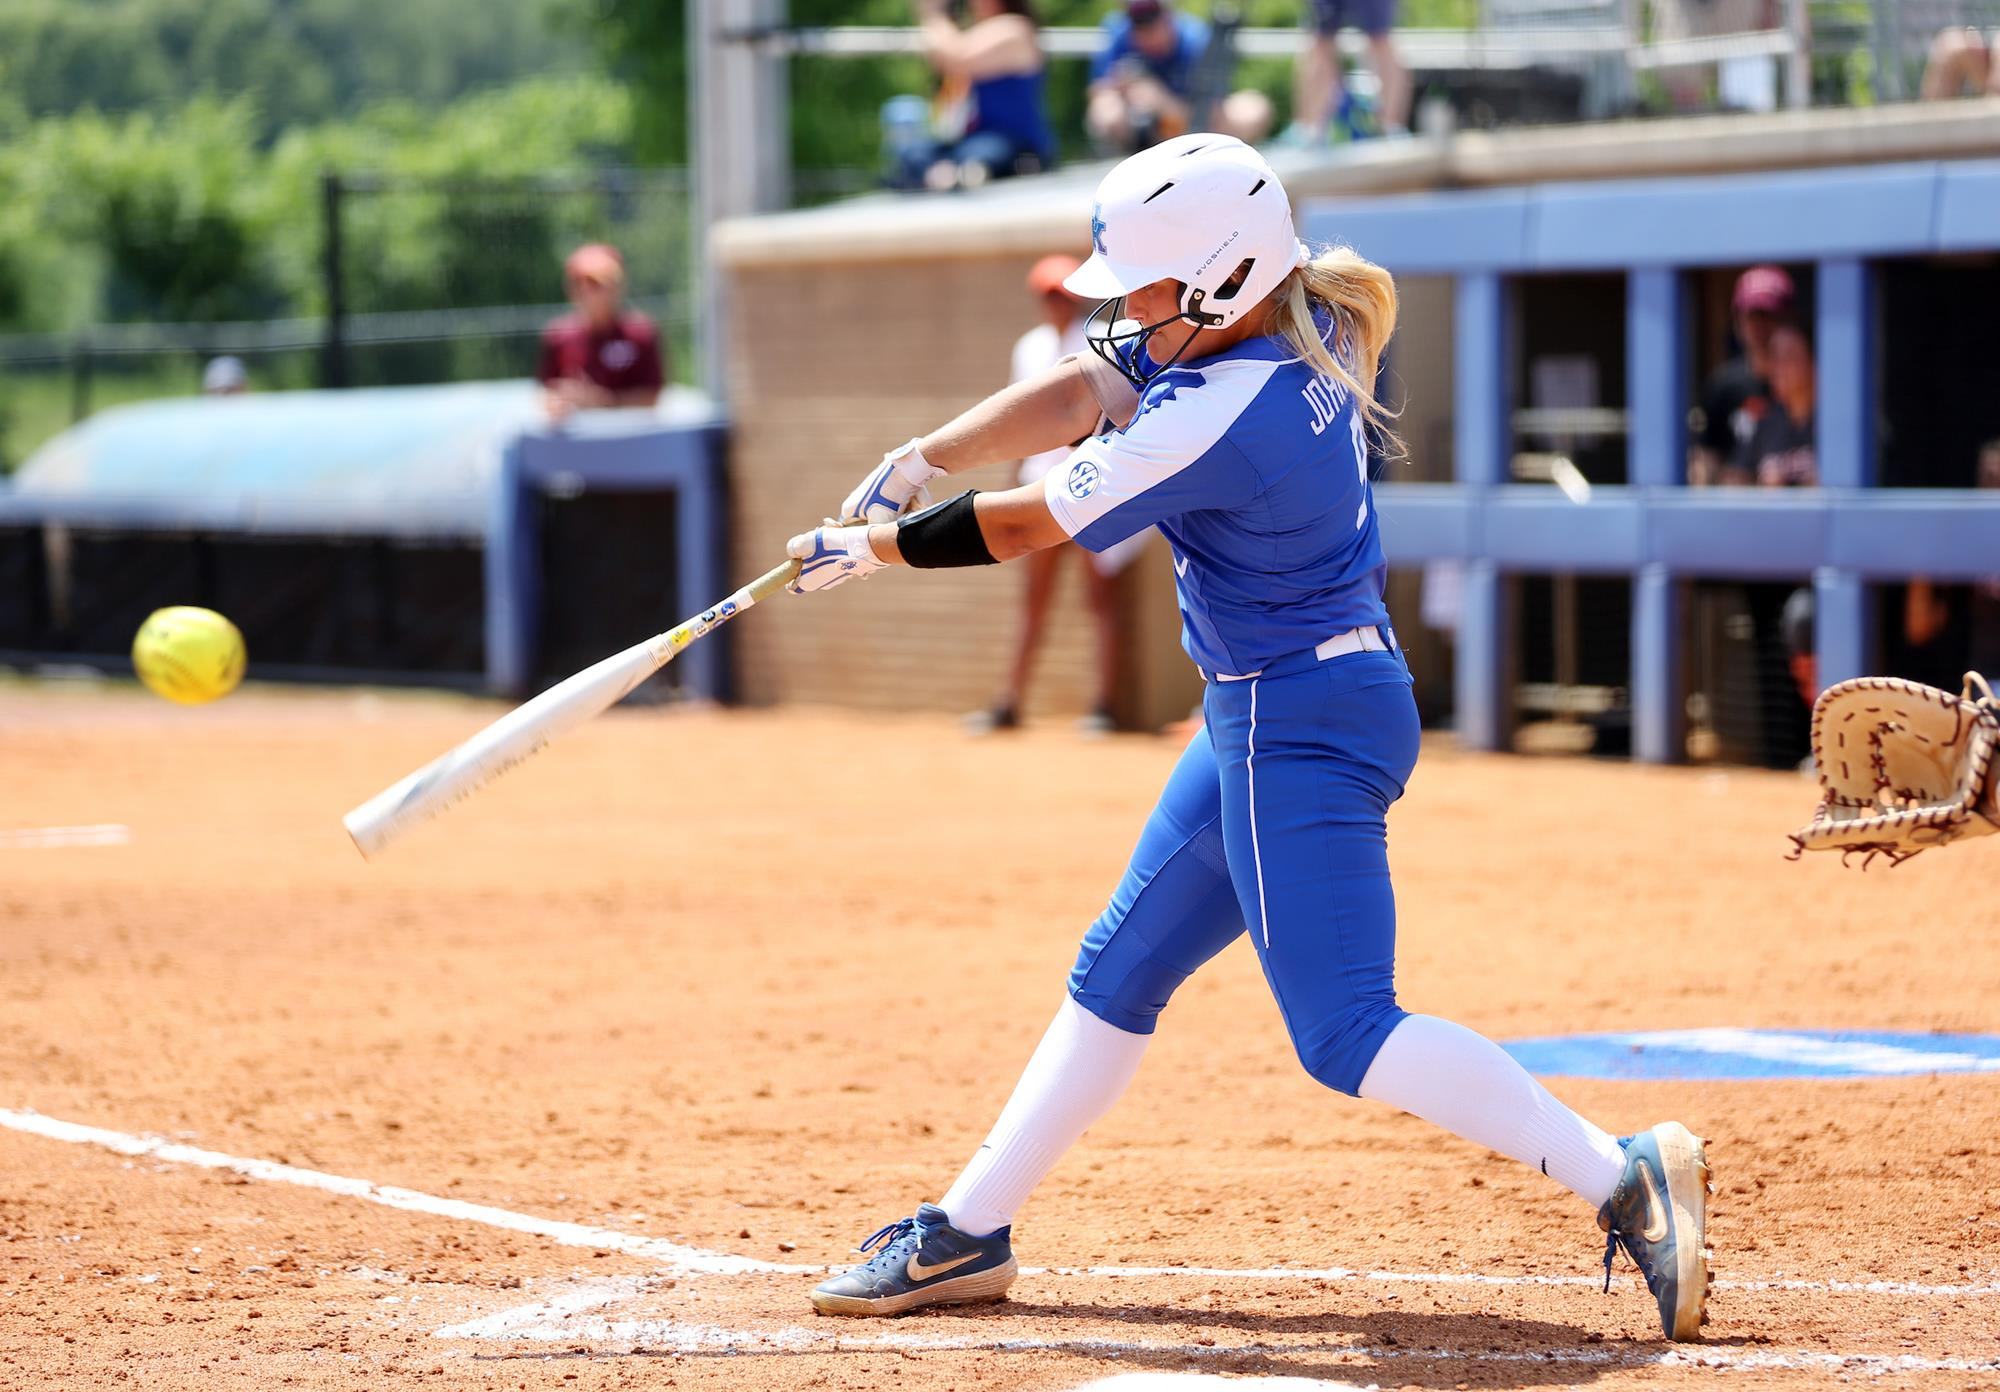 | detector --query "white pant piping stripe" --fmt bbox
[1247,678,1271,948]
